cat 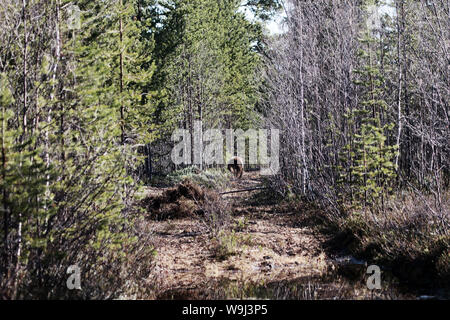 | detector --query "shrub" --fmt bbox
[210,231,239,261]
[200,191,231,236]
